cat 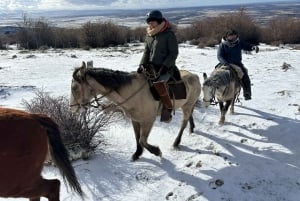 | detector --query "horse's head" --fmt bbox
[202,73,214,107]
[70,61,97,112]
